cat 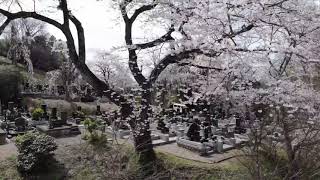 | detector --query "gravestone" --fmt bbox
[17,98,23,111]
[235,115,246,134]
[157,119,169,134]
[216,140,223,153]
[15,117,27,132]
[41,104,48,120]
[49,111,68,129]
[186,119,201,142]
[96,105,102,116]
[51,108,58,119]
[8,102,14,111]
[202,121,212,140]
